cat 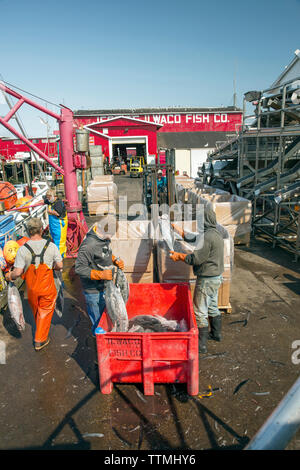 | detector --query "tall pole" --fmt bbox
[233,61,237,108]
[1,88,48,185]
[233,77,237,108]
[0,83,88,253]
[59,107,87,230]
